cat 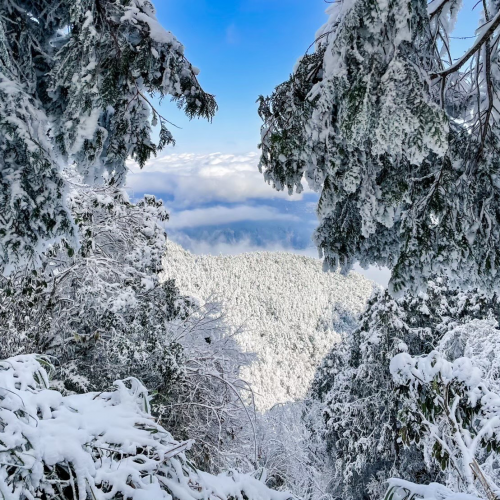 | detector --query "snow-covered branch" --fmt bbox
[0,355,291,500]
